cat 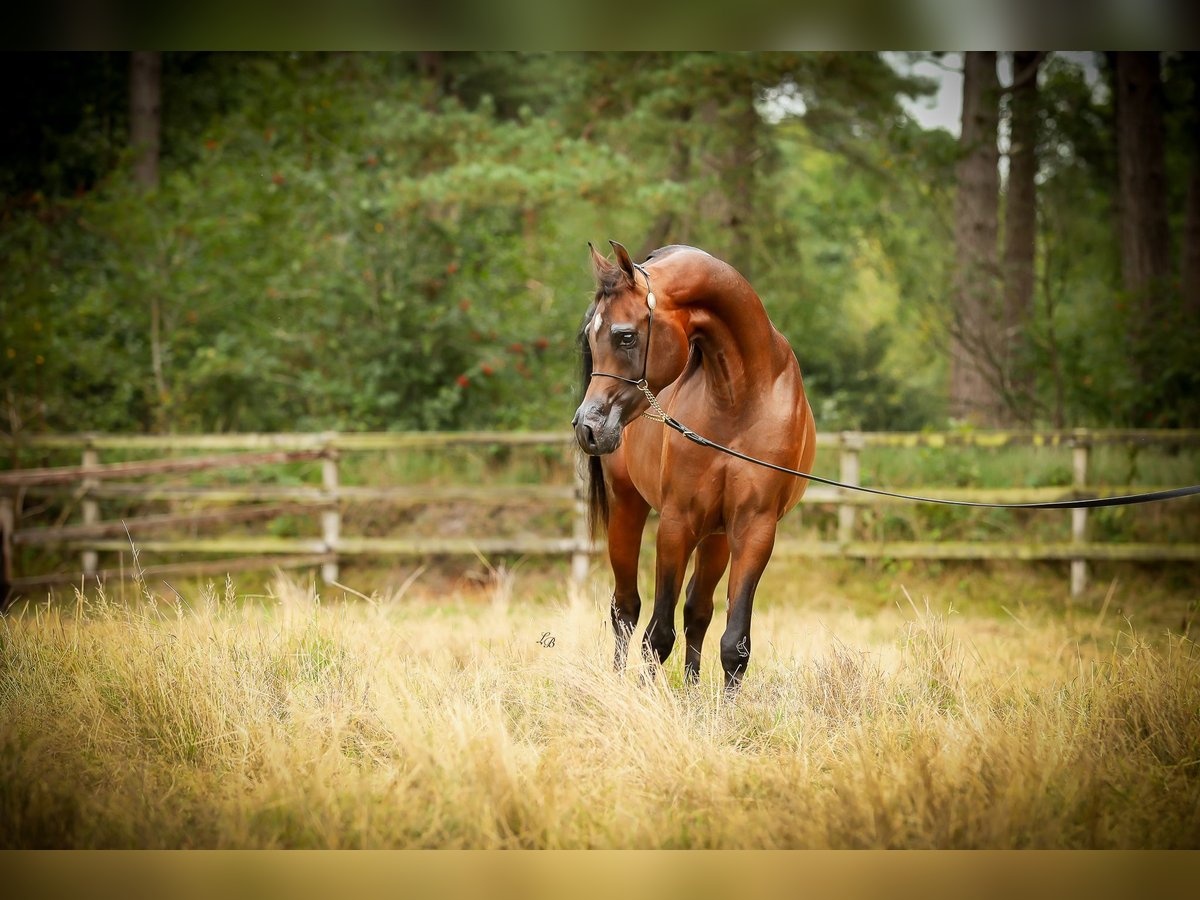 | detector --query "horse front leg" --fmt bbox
[605,468,651,673]
[642,512,698,674]
[720,515,778,696]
